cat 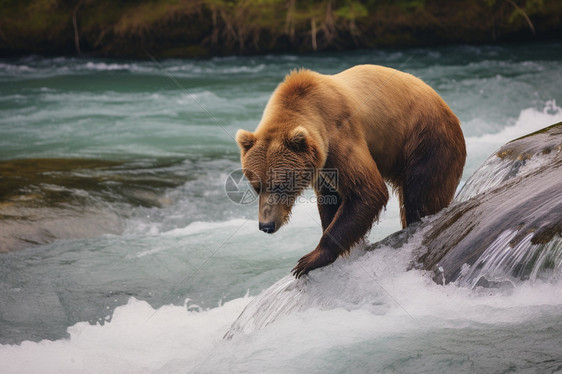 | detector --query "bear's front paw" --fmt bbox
[292,248,338,278]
